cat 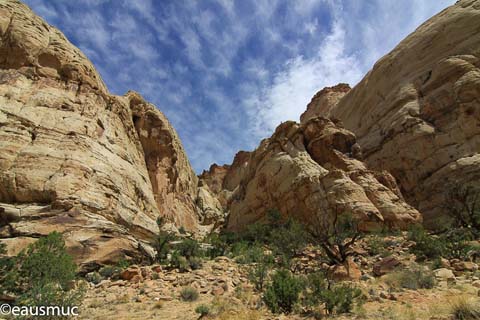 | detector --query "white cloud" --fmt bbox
[24,0,457,173]
[294,0,324,16]
[245,20,362,138]
[304,19,318,35]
